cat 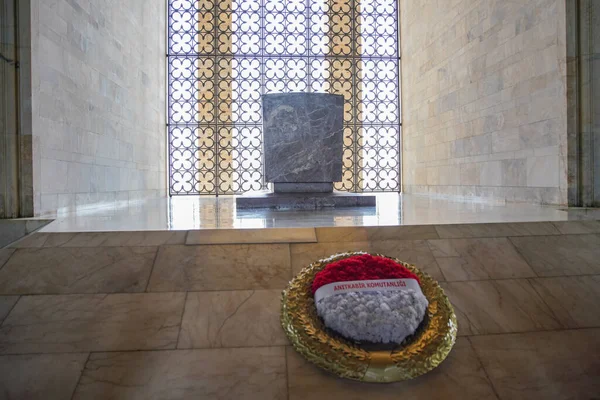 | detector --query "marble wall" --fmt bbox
[400,0,569,205]
[30,0,166,215]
